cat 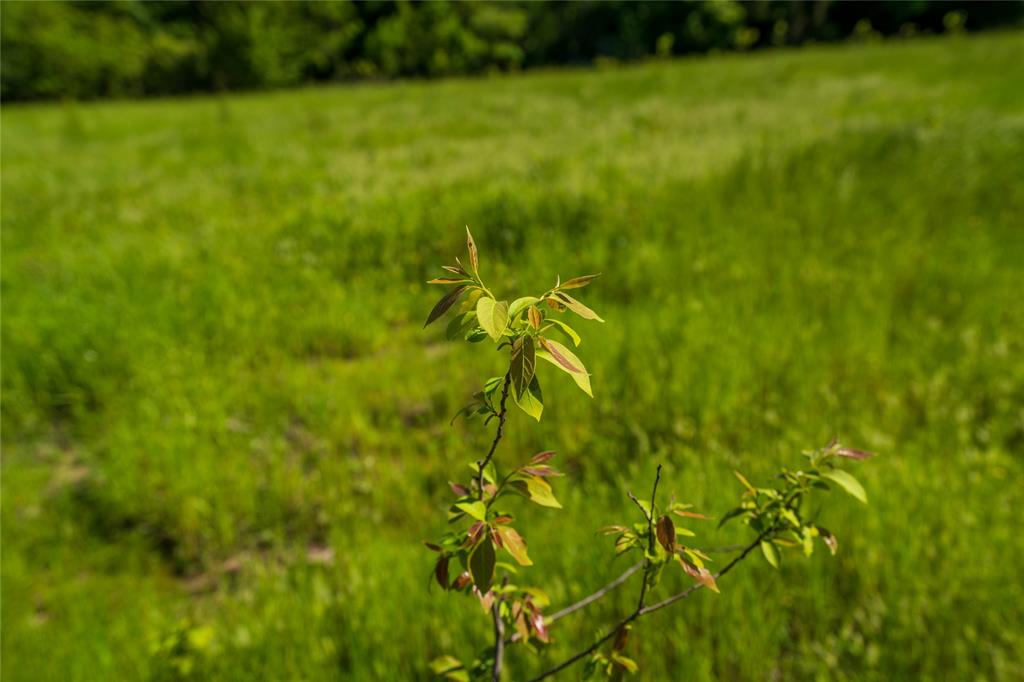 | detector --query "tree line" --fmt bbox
[2,0,1020,102]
